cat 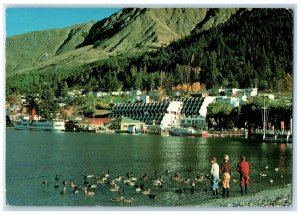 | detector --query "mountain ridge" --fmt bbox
[6,8,237,75]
